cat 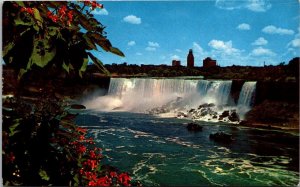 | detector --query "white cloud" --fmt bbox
[237,23,251,30]
[287,25,300,48]
[136,52,142,56]
[145,41,160,52]
[252,37,268,45]
[123,15,141,24]
[288,38,300,48]
[208,40,240,55]
[246,0,272,12]
[175,49,182,52]
[128,41,136,46]
[251,47,276,56]
[215,0,271,12]
[148,42,160,48]
[91,8,109,15]
[262,25,294,35]
[170,55,180,60]
[145,47,156,51]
